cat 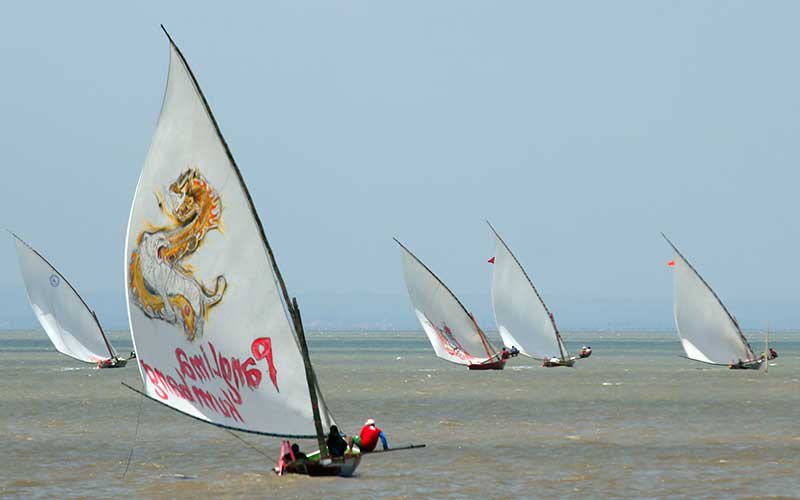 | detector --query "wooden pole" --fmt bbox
[764,321,770,374]
[291,297,328,457]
